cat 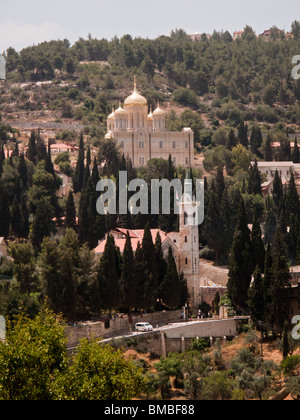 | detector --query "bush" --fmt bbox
[173,88,199,109]
[281,355,300,375]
